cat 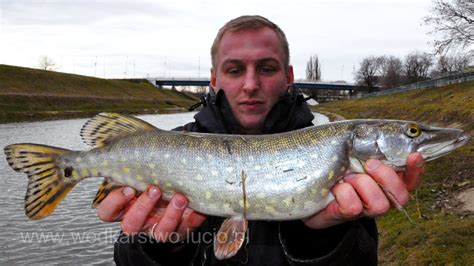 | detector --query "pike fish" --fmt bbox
[4,113,470,259]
